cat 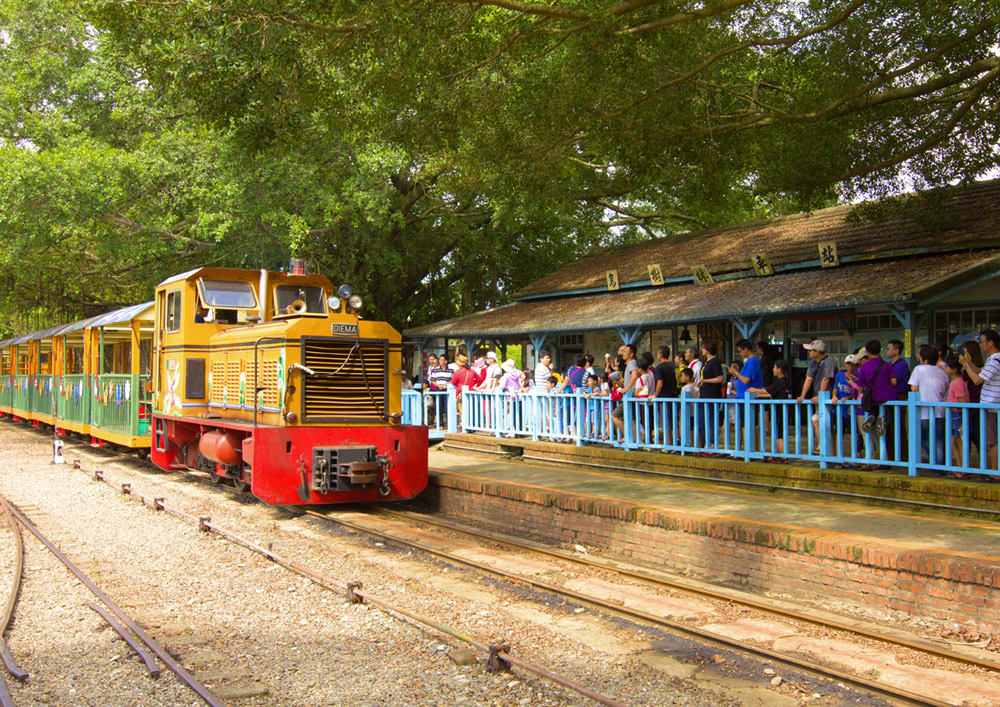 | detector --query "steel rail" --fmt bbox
[304,507,961,707]
[65,455,634,707]
[0,499,26,681]
[375,507,1000,673]
[0,496,227,707]
[85,602,161,677]
[0,498,25,707]
[438,445,1000,515]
